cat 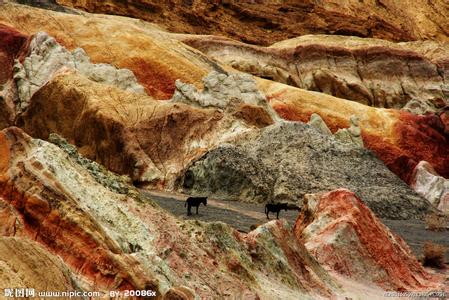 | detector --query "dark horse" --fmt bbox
[265,203,288,219]
[185,197,207,216]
